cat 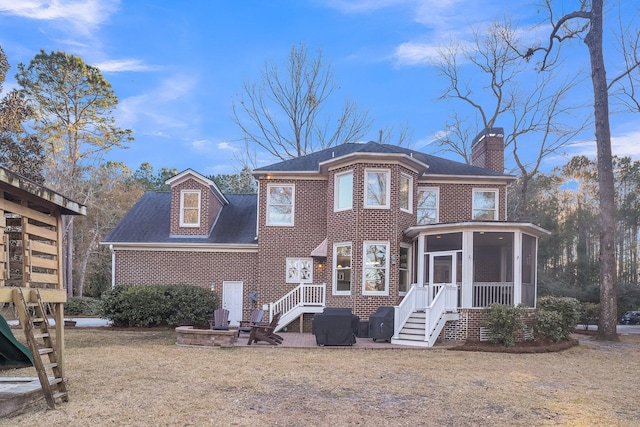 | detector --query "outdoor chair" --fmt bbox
[247,311,283,345]
[237,309,264,337]
[209,308,230,330]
